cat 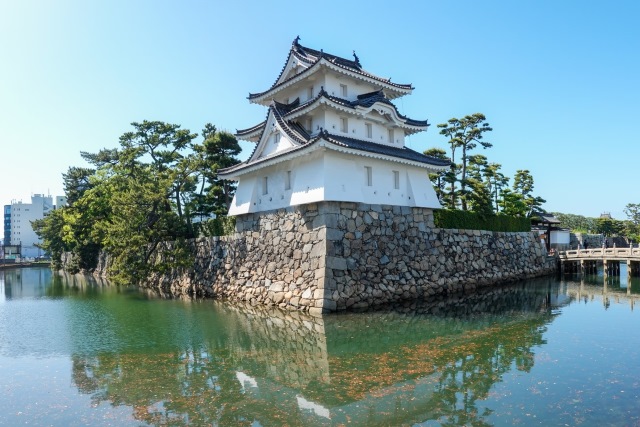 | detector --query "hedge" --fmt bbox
[433,209,531,232]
